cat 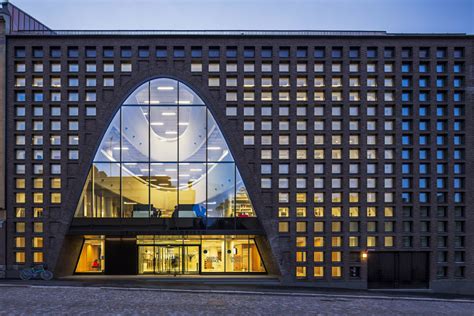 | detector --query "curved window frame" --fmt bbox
[75,77,256,220]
